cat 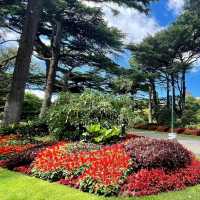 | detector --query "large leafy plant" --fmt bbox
[47,90,134,140]
[83,124,121,144]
